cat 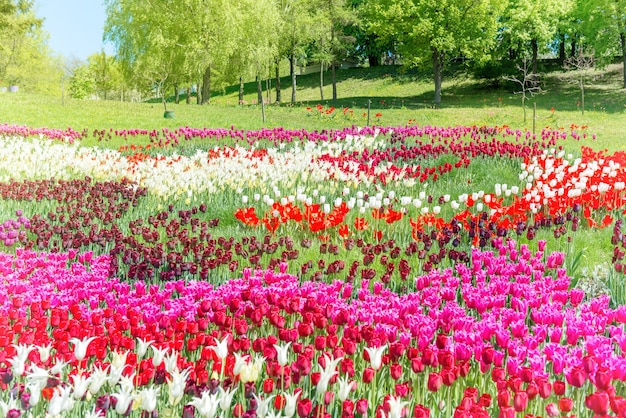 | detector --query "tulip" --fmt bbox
[36,343,53,363]
[336,375,355,402]
[364,344,387,371]
[386,395,408,418]
[47,386,74,416]
[513,391,528,412]
[553,380,566,396]
[25,364,50,393]
[362,367,375,384]
[559,397,573,413]
[274,342,292,366]
[168,367,192,406]
[139,386,159,414]
[211,336,230,360]
[566,367,586,387]
[390,363,402,380]
[70,373,92,400]
[283,391,301,418]
[88,364,109,395]
[70,336,97,362]
[315,353,343,396]
[136,338,154,358]
[187,390,220,418]
[7,344,35,376]
[253,394,275,418]
[218,387,237,413]
[585,391,610,415]
[427,372,443,392]
[151,345,170,368]
[296,398,312,418]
